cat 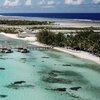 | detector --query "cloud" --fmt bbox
[37,0,45,6]
[37,0,56,8]
[25,0,32,6]
[47,0,55,5]
[65,0,83,5]
[3,0,19,7]
[2,0,100,9]
[93,0,100,4]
